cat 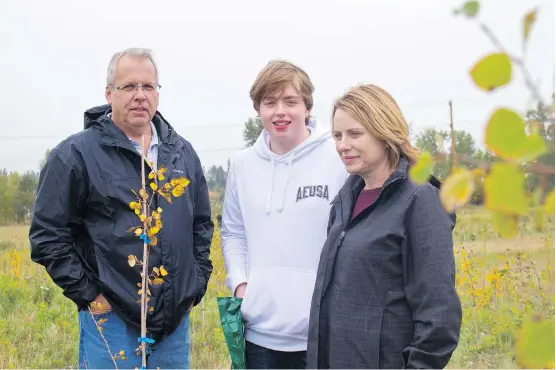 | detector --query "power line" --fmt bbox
[0,136,243,153]
[196,147,243,153]
[0,122,245,140]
